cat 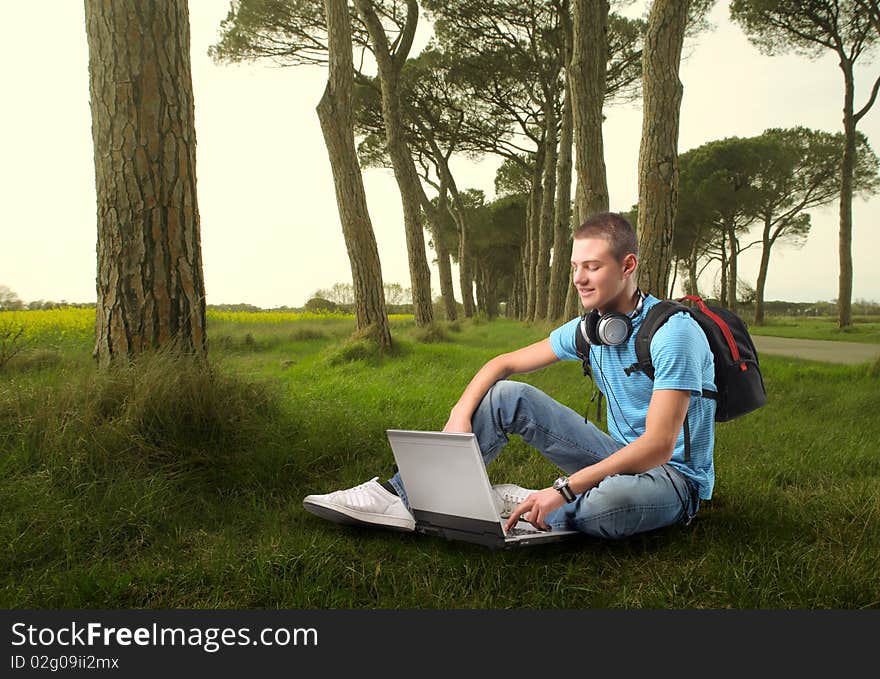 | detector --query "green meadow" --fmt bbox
[1,310,878,608]
[749,316,880,344]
